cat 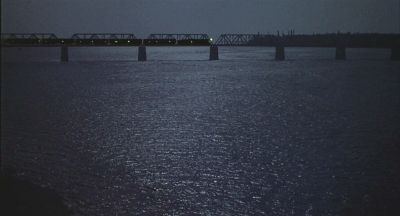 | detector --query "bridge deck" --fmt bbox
[2,33,399,48]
